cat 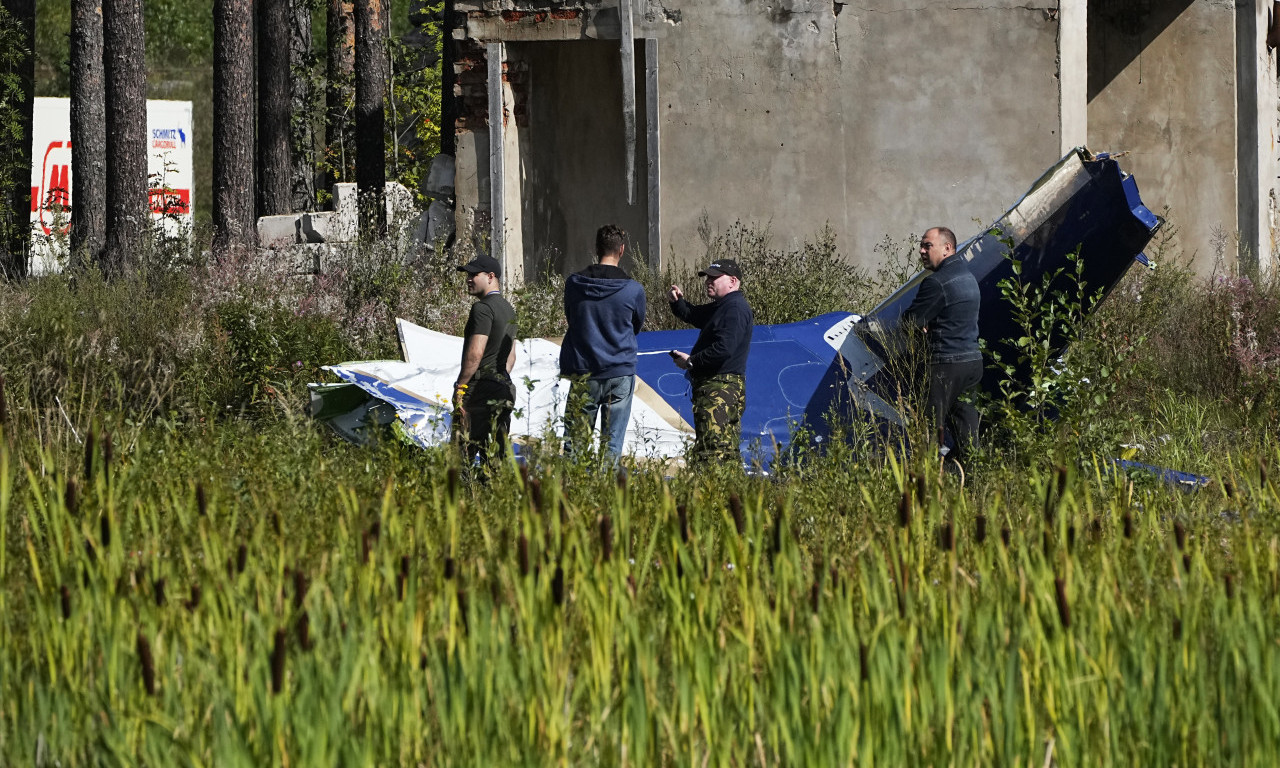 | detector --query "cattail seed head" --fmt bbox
[859,643,868,683]
[1122,512,1134,539]
[60,584,71,619]
[938,521,955,552]
[186,583,202,612]
[1182,552,1192,573]
[1171,617,1182,641]
[616,468,628,492]
[1066,525,1076,552]
[270,628,286,694]
[443,556,456,581]
[296,611,312,651]
[974,515,987,544]
[528,478,543,514]
[1261,458,1269,487]
[456,589,469,635]
[771,510,784,559]
[677,504,690,543]
[102,432,113,474]
[897,488,911,528]
[236,543,248,574]
[599,514,613,563]
[1056,464,1069,496]
[196,483,207,517]
[136,632,156,696]
[64,477,78,517]
[810,558,823,613]
[912,472,926,504]
[1054,577,1071,629]
[1223,479,1236,499]
[1000,526,1011,548]
[293,569,308,609]
[551,565,565,606]
[517,534,530,577]
[153,578,166,607]
[728,494,744,535]
[0,373,7,425]
[1173,520,1187,551]
[1224,573,1235,600]
[99,513,111,549]
[84,428,96,482]
[397,556,410,601]
[446,466,460,501]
